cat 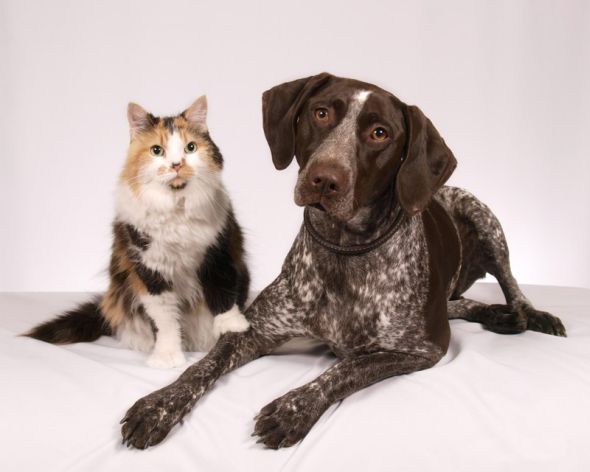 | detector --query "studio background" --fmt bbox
[1,0,588,293]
